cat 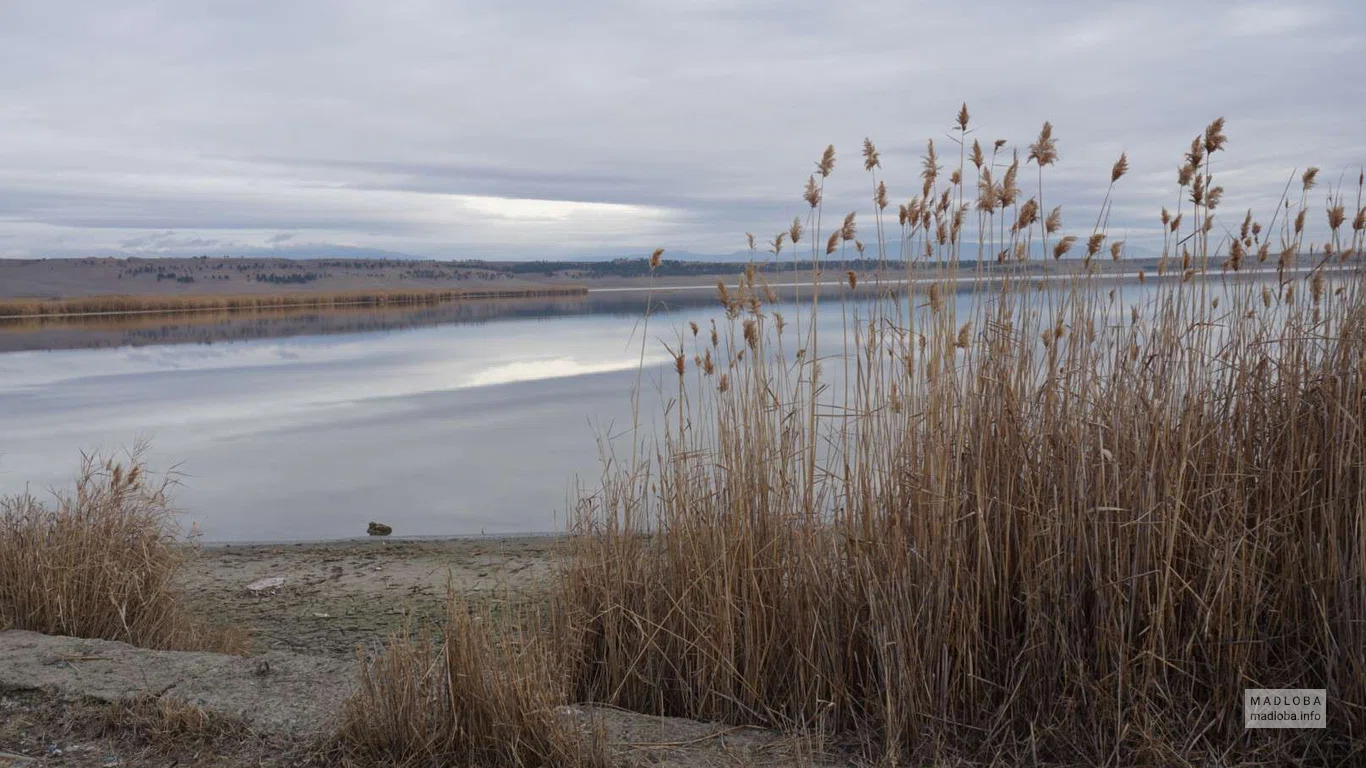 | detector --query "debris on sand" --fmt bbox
[245,576,285,593]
